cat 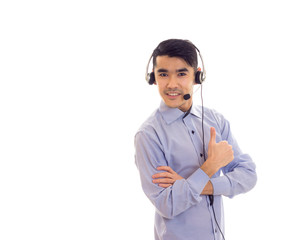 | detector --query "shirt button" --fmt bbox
[215,229,218,233]
[191,130,195,134]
